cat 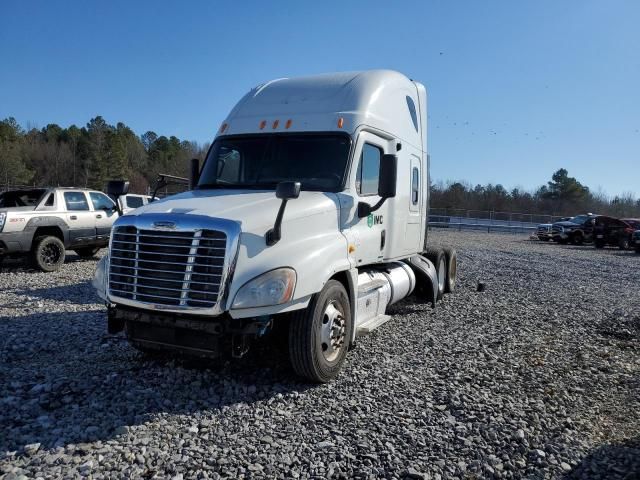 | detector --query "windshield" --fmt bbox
[197,134,351,192]
[0,189,47,208]
[567,215,590,225]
